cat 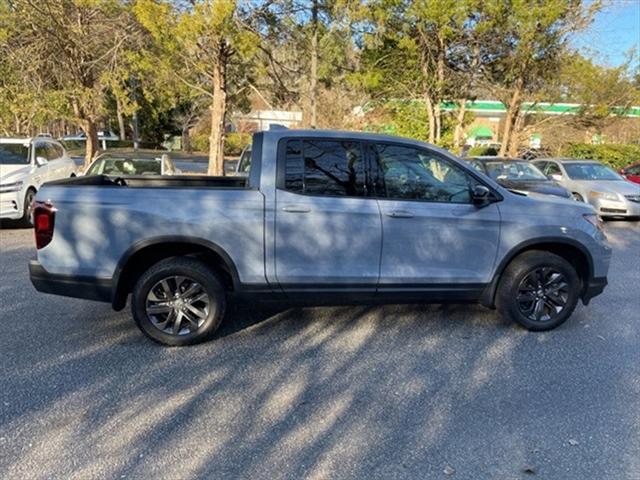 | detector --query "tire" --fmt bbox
[496,250,581,331]
[20,188,36,227]
[131,257,226,346]
[572,192,584,202]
